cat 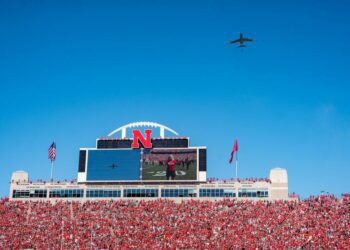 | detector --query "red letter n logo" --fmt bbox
[131,129,153,148]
